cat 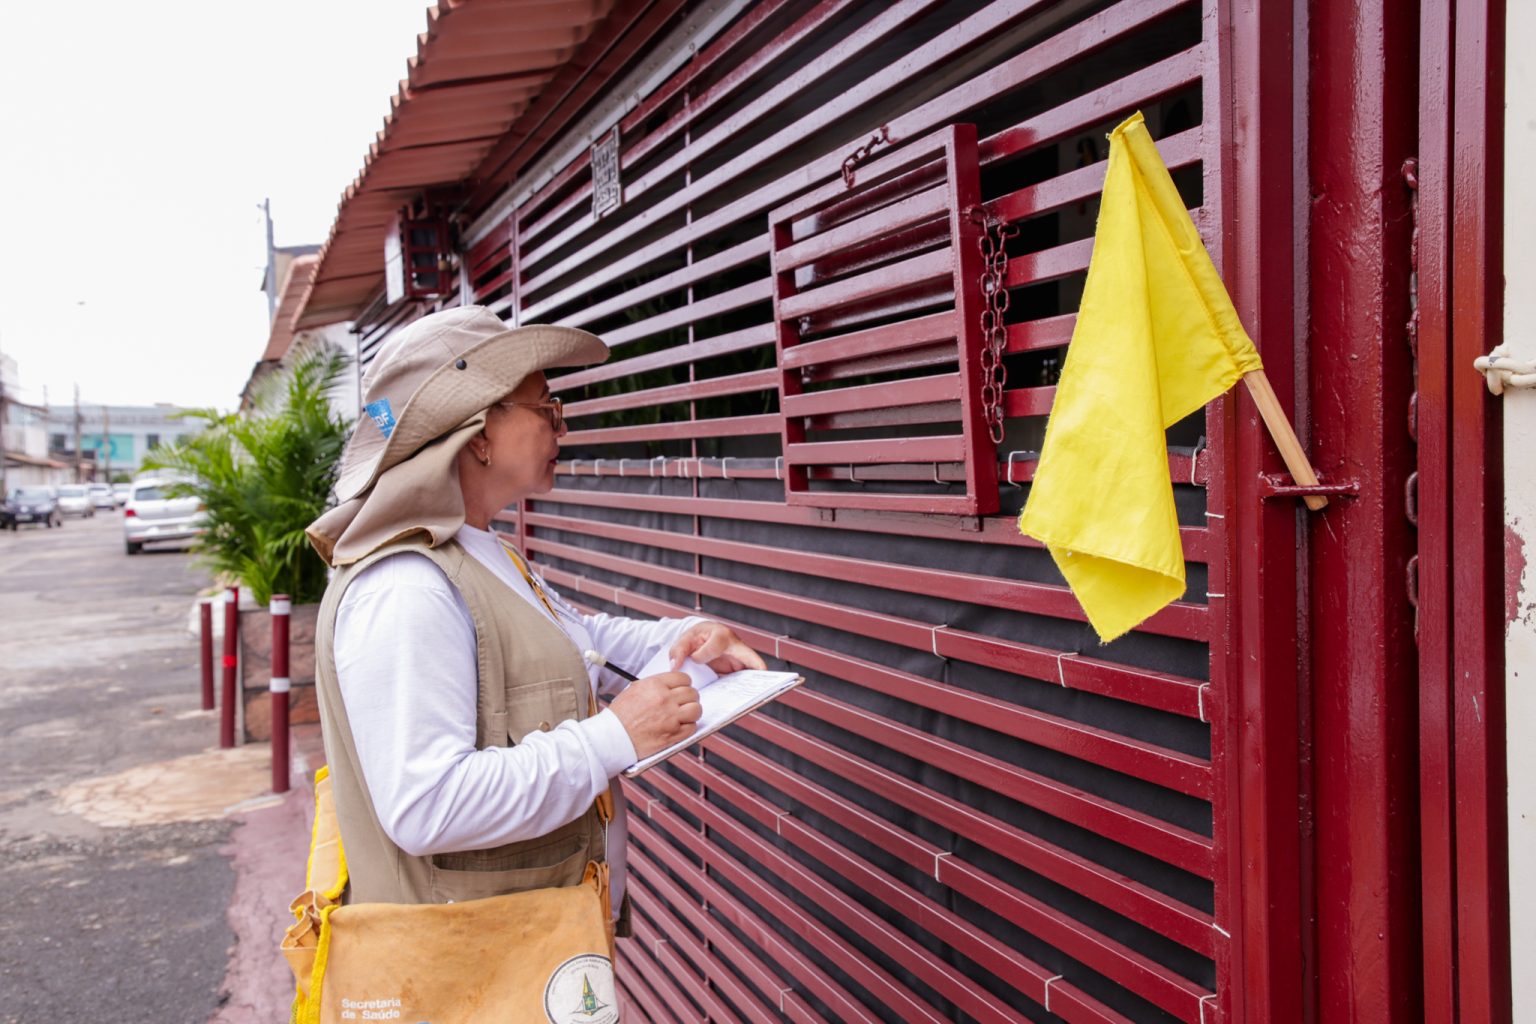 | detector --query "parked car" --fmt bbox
[112,483,131,507]
[55,484,95,518]
[123,477,205,554]
[1,486,63,530]
[88,484,116,511]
